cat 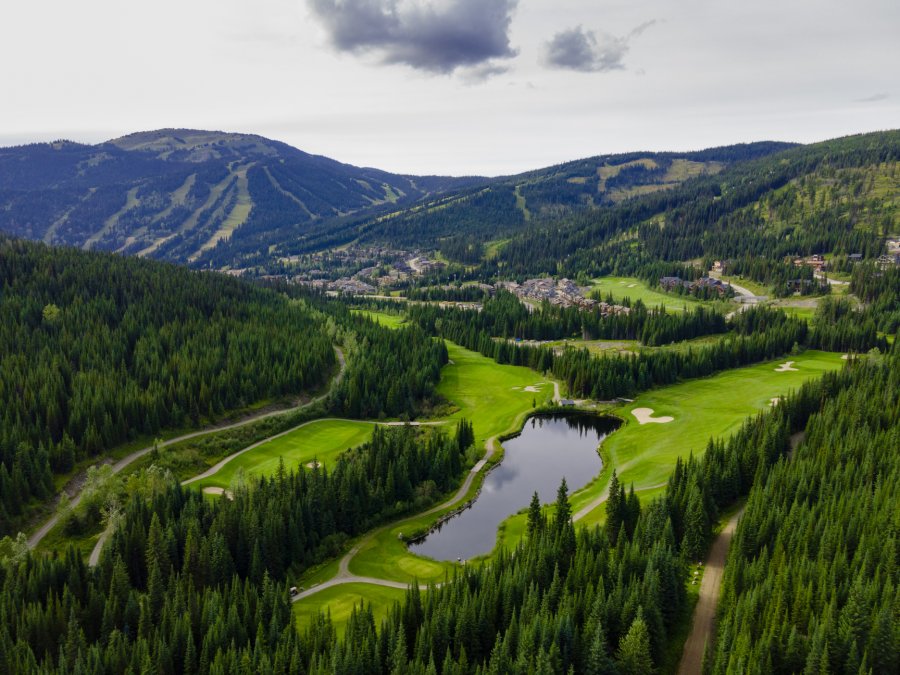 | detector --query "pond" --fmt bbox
[409,413,620,561]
